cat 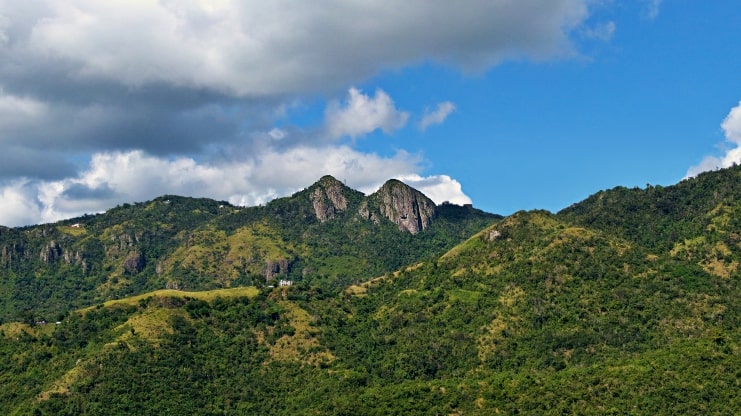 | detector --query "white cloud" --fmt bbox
[0,83,475,227]
[0,0,596,225]
[419,101,456,131]
[0,180,44,227]
[2,0,590,96]
[268,128,286,140]
[721,101,741,145]
[325,88,409,139]
[394,174,472,206]
[0,146,453,227]
[686,101,741,177]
